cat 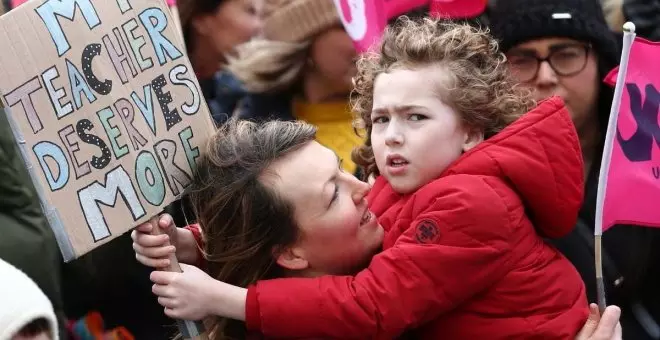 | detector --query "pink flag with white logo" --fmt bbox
[601,37,660,231]
[333,0,488,53]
